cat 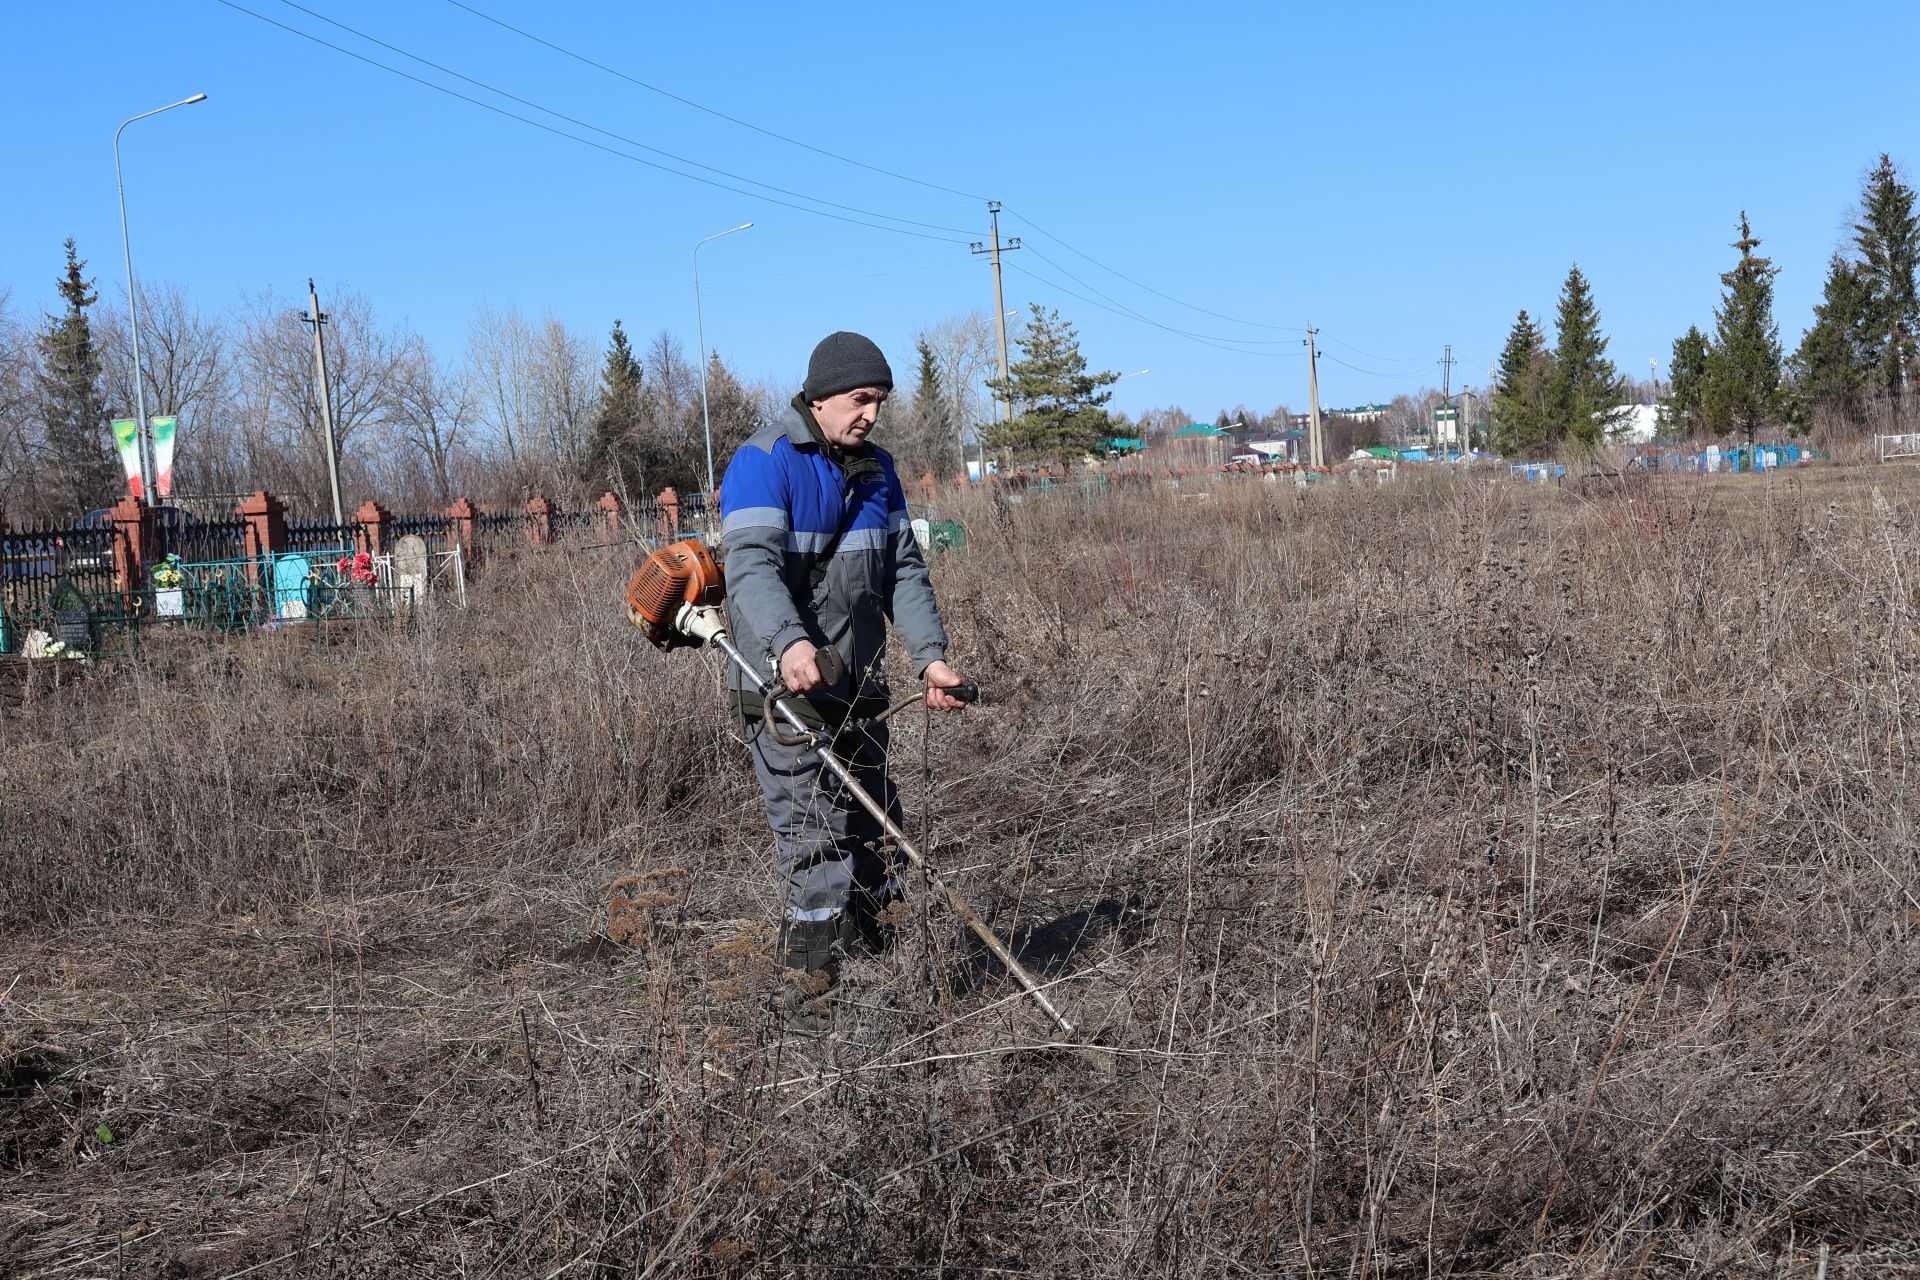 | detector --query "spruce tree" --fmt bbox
[1490,309,1554,455]
[983,305,1119,465]
[35,238,118,515]
[1791,254,1876,426]
[581,320,648,496]
[1665,326,1712,439]
[699,351,761,478]
[1548,265,1625,449]
[896,337,956,477]
[1853,153,1920,404]
[1702,212,1783,448]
